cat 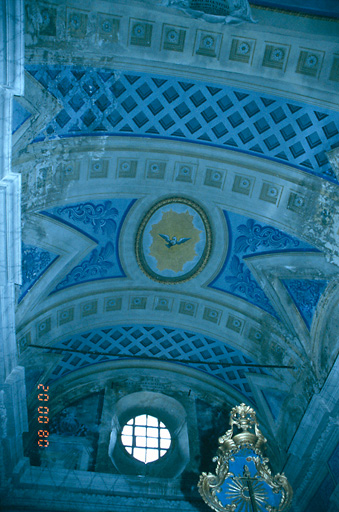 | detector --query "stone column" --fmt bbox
[0,0,27,492]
